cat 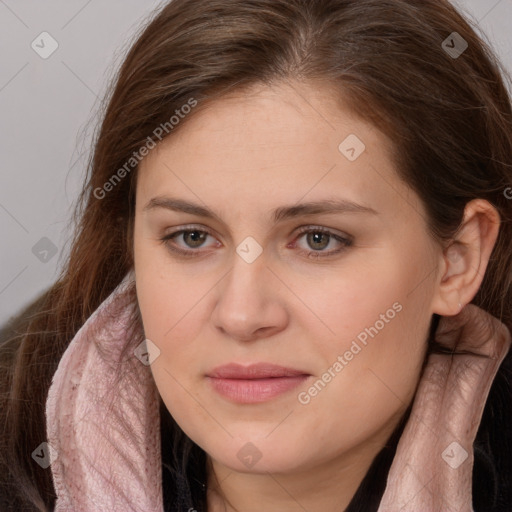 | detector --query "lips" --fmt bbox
[207,362,309,379]
[206,363,311,403]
